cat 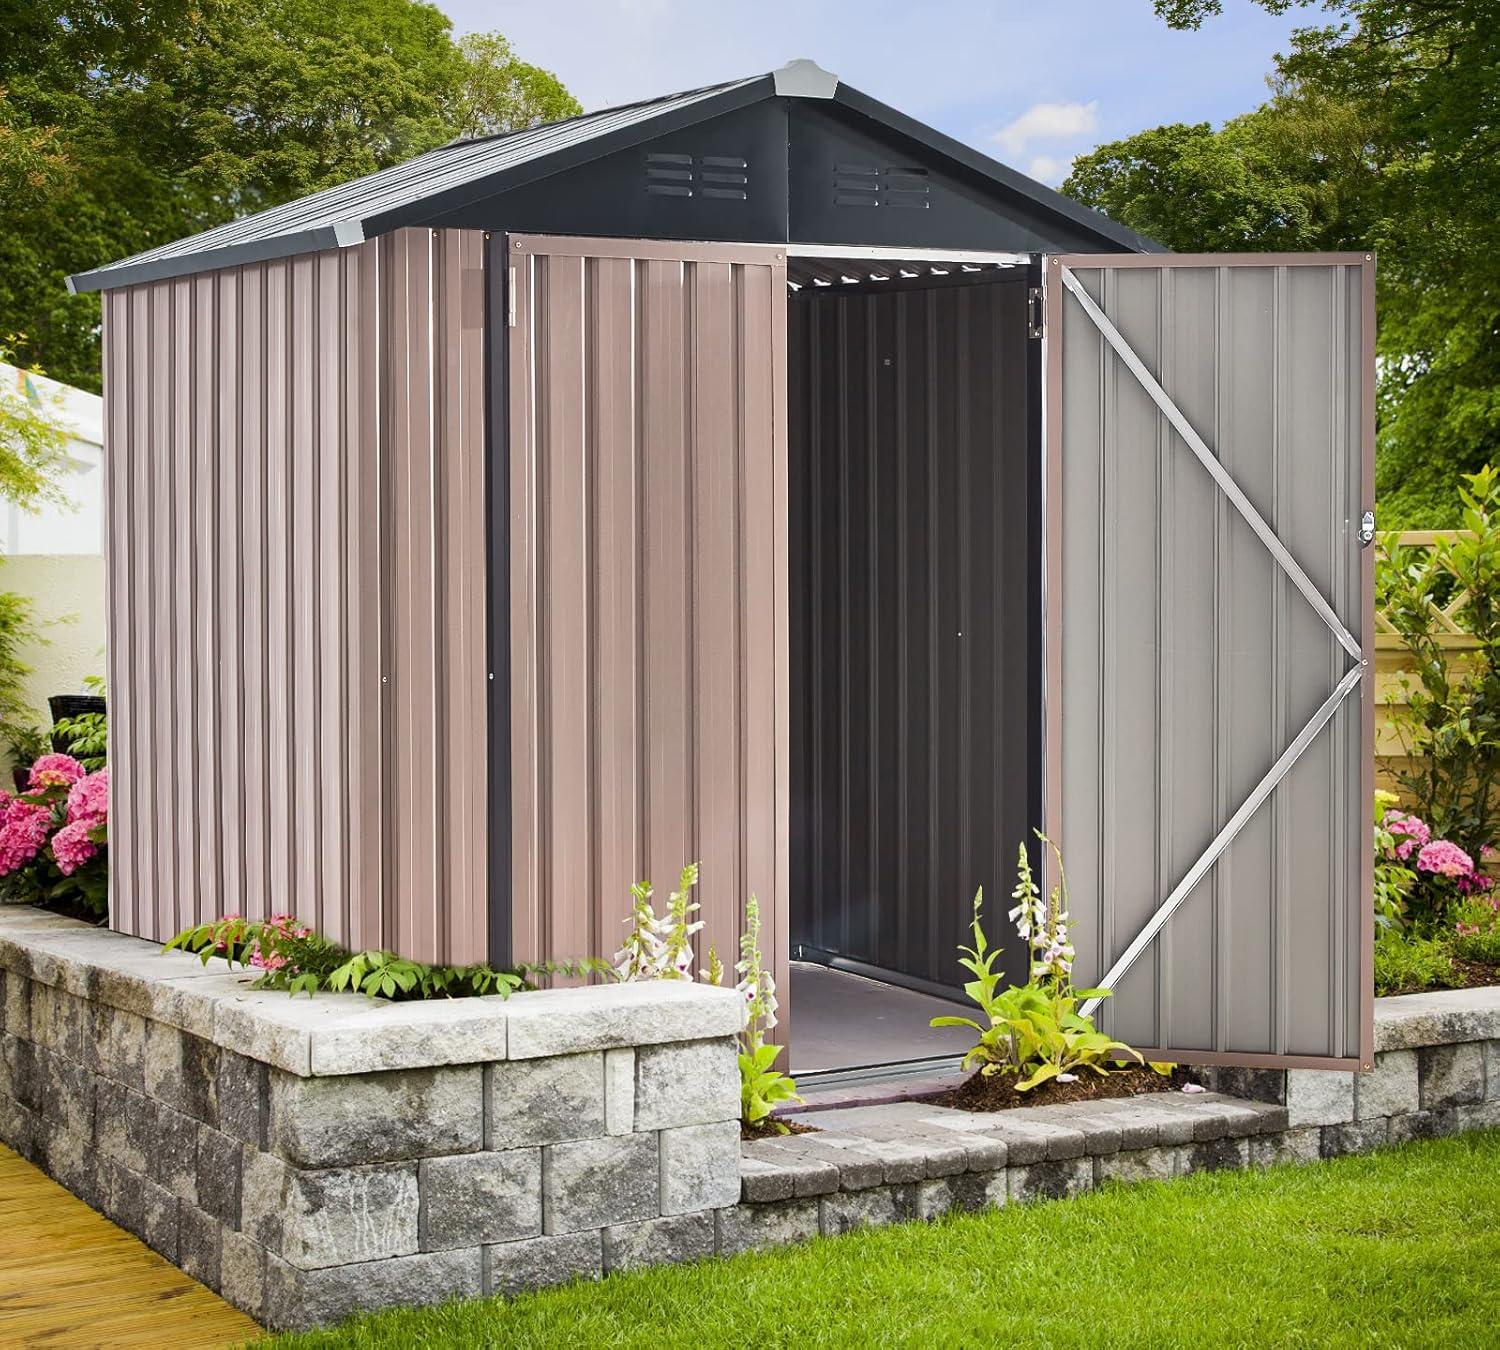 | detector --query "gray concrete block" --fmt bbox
[1249,1127,1322,1168]
[265,1246,482,1334]
[946,1170,1008,1213]
[1486,1040,1500,1100]
[487,1052,604,1149]
[543,1132,658,1234]
[42,1125,99,1210]
[1007,1156,1093,1204]
[216,1050,268,1147]
[31,982,87,1062]
[1285,1069,1356,1127]
[420,1149,542,1249]
[240,1146,289,1248]
[148,1100,200,1203]
[716,1197,820,1255]
[280,1162,420,1269]
[38,1053,94,1138]
[740,1151,796,1203]
[775,1133,887,1190]
[1389,1108,1458,1145]
[1199,1066,1286,1104]
[1419,1042,1484,1109]
[604,1047,634,1136]
[94,1079,145,1171]
[1321,1117,1390,1157]
[1374,987,1500,1052]
[219,1230,268,1322]
[144,1019,219,1124]
[1,969,30,1039]
[3,1034,40,1113]
[87,1002,147,1089]
[742,1139,839,1198]
[820,1186,899,1234]
[502,982,744,1060]
[1456,1099,1500,1131]
[604,1211,715,1273]
[1095,1146,1175,1185]
[270,1064,483,1167]
[195,1124,243,1227]
[178,1203,222,1289]
[634,1039,739,1130]
[485,1231,602,1297]
[661,1119,741,1215]
[1182,1136,1249,1173]
[1357,1049,1418,1120]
